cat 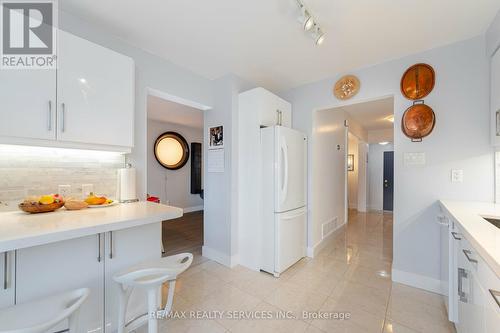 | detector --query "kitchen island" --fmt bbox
[0,201,183,333]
